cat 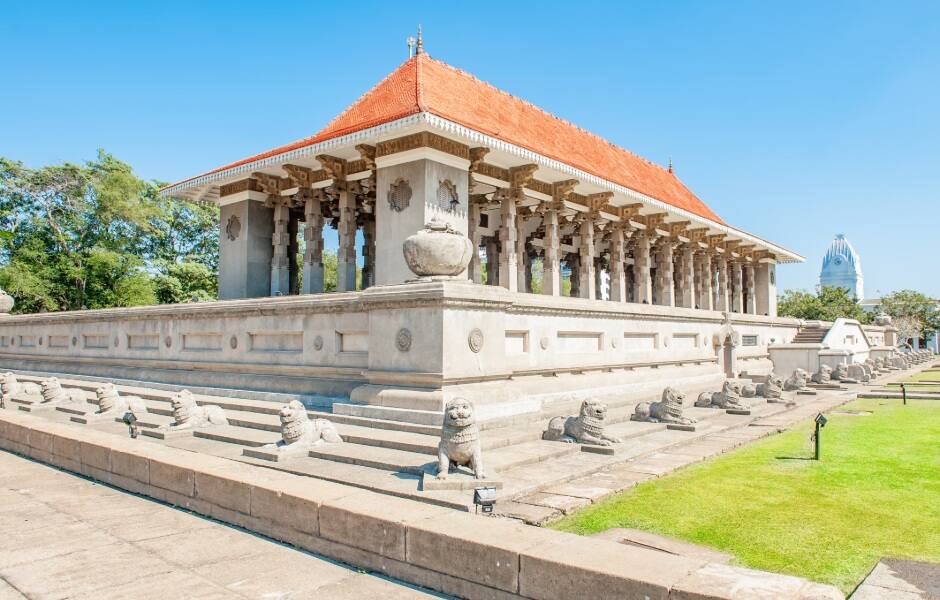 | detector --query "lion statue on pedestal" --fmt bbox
[167,390,227,429]
[543,400,621,446]
[95,383,147,416]
[784,369,810,391]
[436,398,485,480]
[696,380,750,410]
[757,375,784,400]
[632,387,697,426]
[40,378,86,405]
[831,363,849,381]
[264,400,342,451]
[1,373,40,407]
[811,365,832,384]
